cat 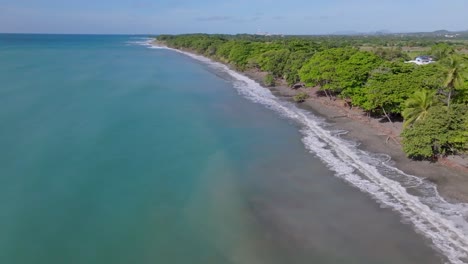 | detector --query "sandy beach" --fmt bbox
[242,69,468,203]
